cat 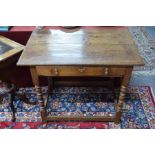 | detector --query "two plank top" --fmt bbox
[17,27,144,66]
